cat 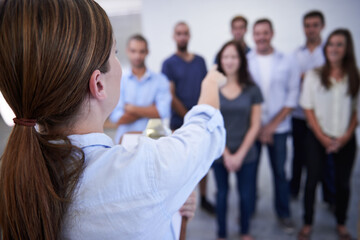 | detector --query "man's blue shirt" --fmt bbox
[109,69,171,143]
